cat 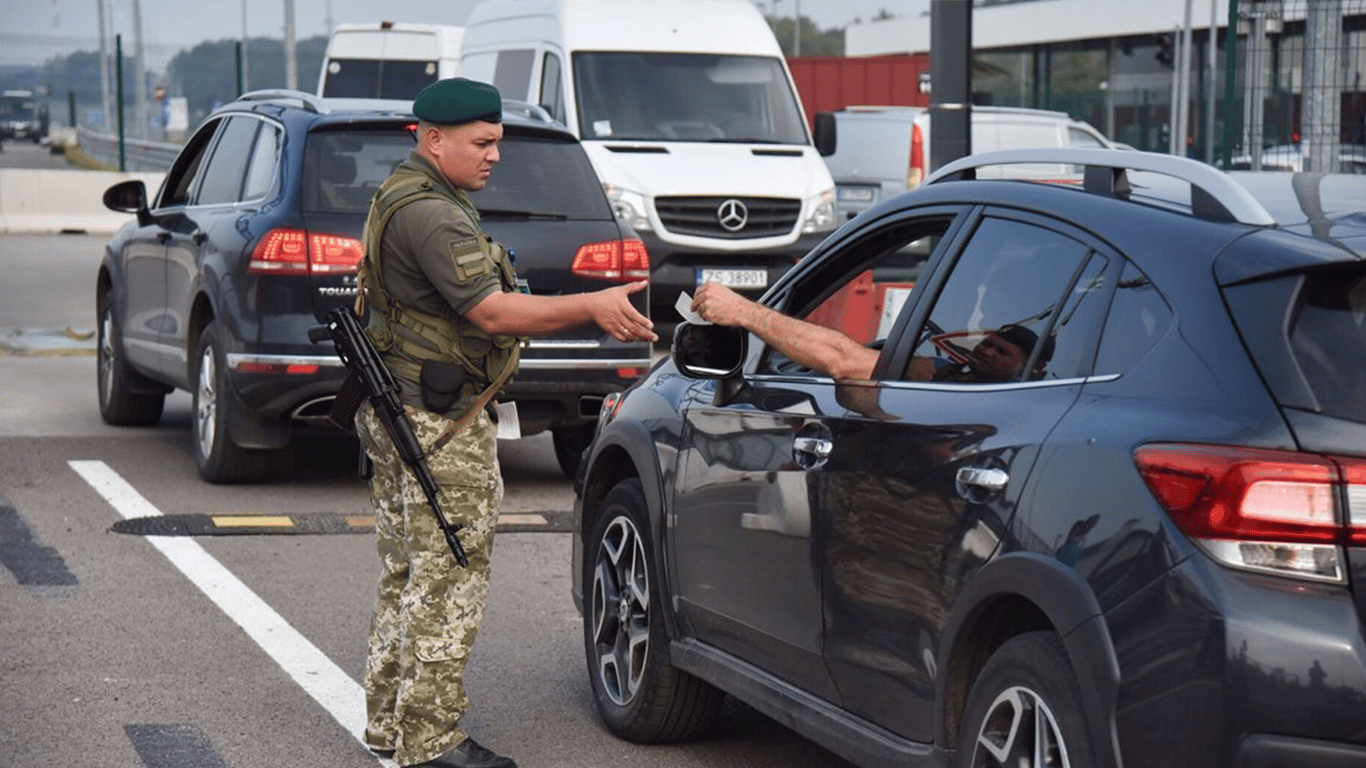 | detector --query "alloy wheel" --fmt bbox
[970,685,1071,768]
[589,515,650,706]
